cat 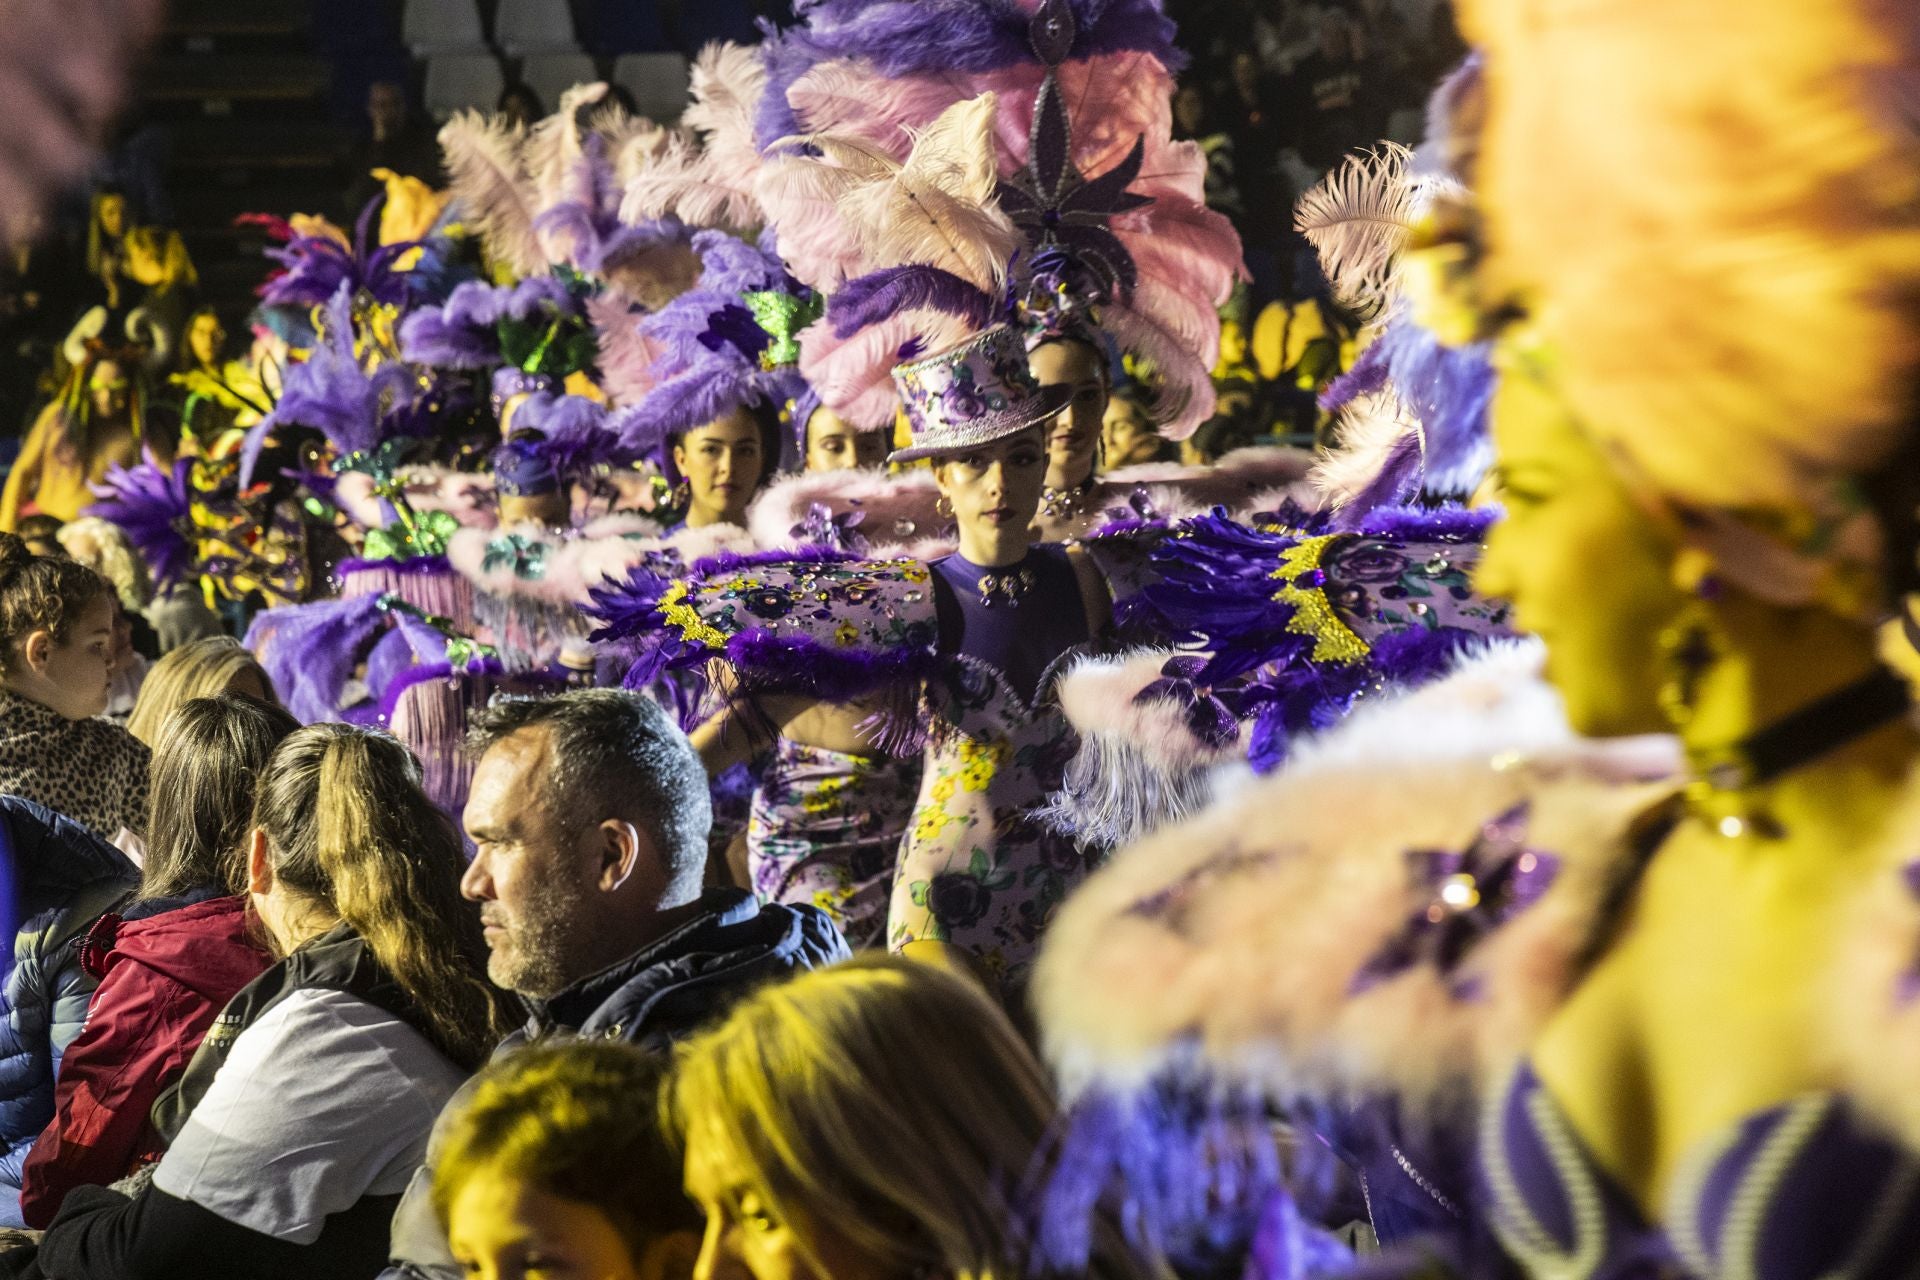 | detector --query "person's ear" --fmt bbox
[20,629,51,675]
[672,442,689,475]
[595,819,643,893]
[246,828,273,896]
[637,1227,702,1280]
